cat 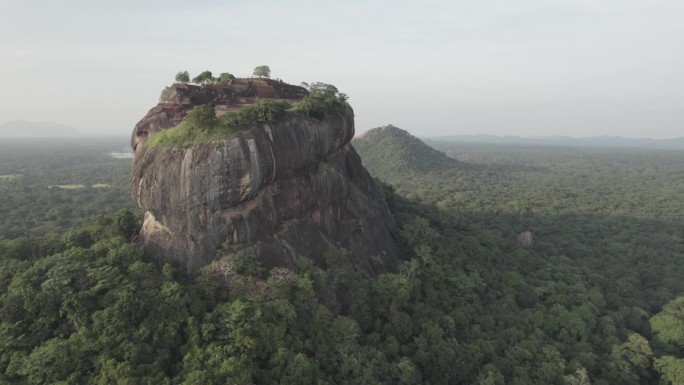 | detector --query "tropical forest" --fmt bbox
[1,119,684,384]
